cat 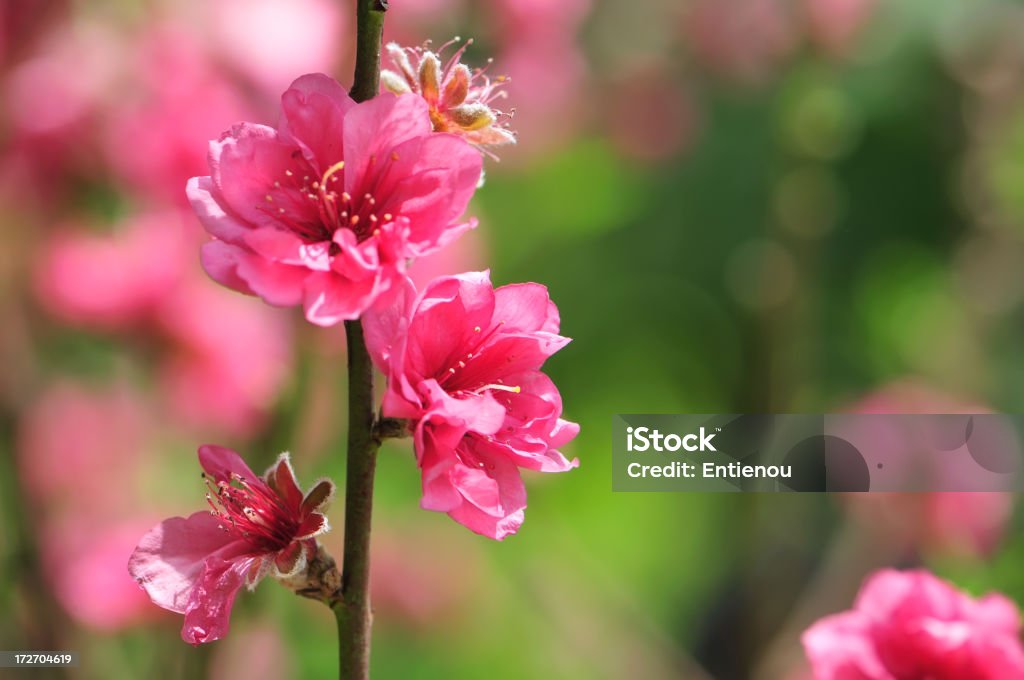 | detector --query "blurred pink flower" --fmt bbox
[382,40,516,150]
[365,272,578,540]
[370,526,482,628]
[681,0,798,84]
[34,209,293,436]
[843,380,1013,558]
[156,272,293,436]
[42,518,161,631]
[206,0,344,96]
[605,64,699,162]
[18,381,151,509]
[3,22,118,137]
[190,74,482,325]
[208,623,292,680]
[495,40,587,158]
[104,25,251,204]
[130,446,334,645]
[803,569,1024,679]
[34,212,189,329]
[493,0,592,38]
[478,0,591,156]
[803,0,877,57]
